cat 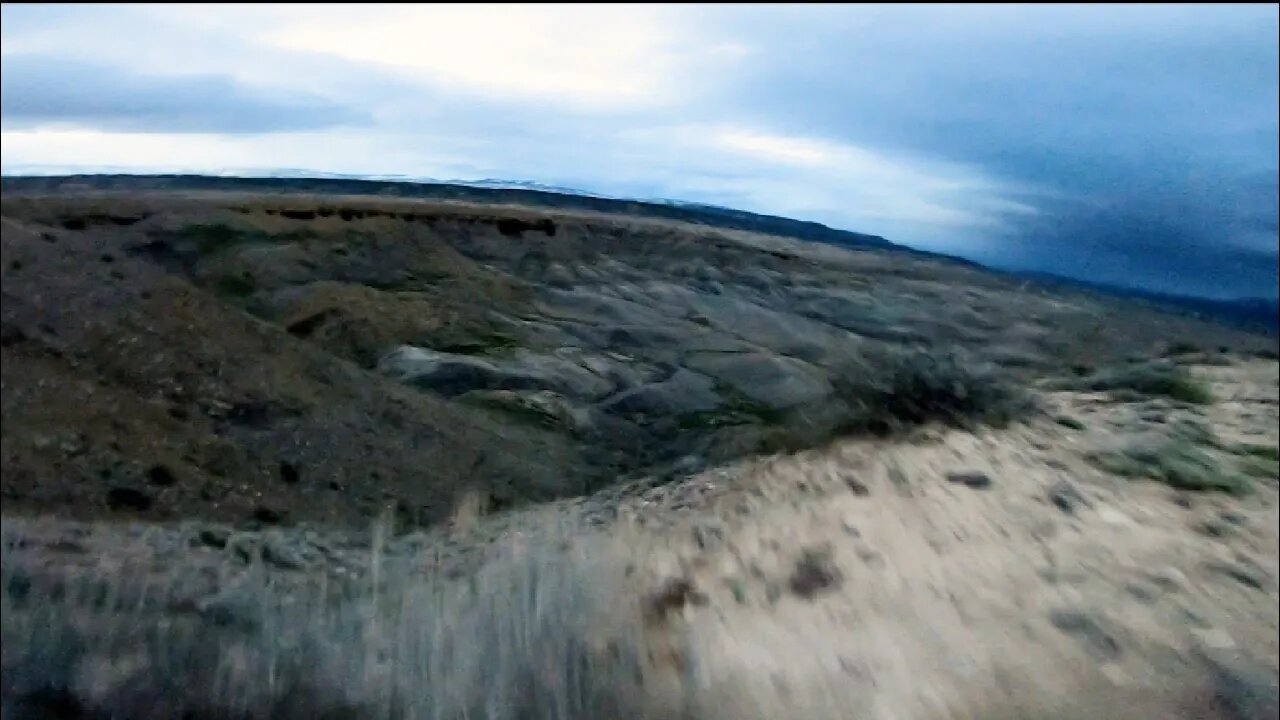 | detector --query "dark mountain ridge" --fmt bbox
[3,173,1273,333]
